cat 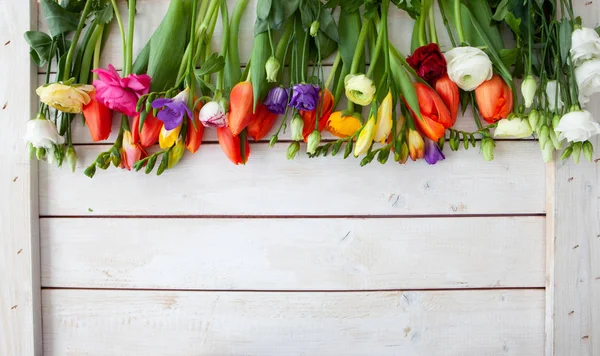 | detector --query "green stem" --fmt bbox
[301,31,309,82]
[350,17,372,74]
[227,0,249,82]
[79,25,104,84]
[428,2,438,44]
[111,0,126,73]
[92,26,103,81]
[527,0,532,74]
[63,0,94,81]
[124,0,137,76]
[438,0,457,47]
[325,51,342,89]
[188,0,198,108]
[366,18,385,79]
[454,0,466,44]
[217,0,229,91]
[382,0,391,83]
